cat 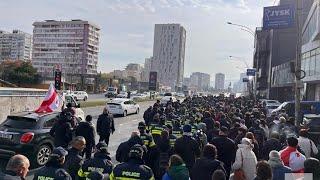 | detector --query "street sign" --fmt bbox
[263,4,294,30]
[149,72,157,91]
[246,68,256,76]
[54,70,62,90]
[243,78,249,82]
